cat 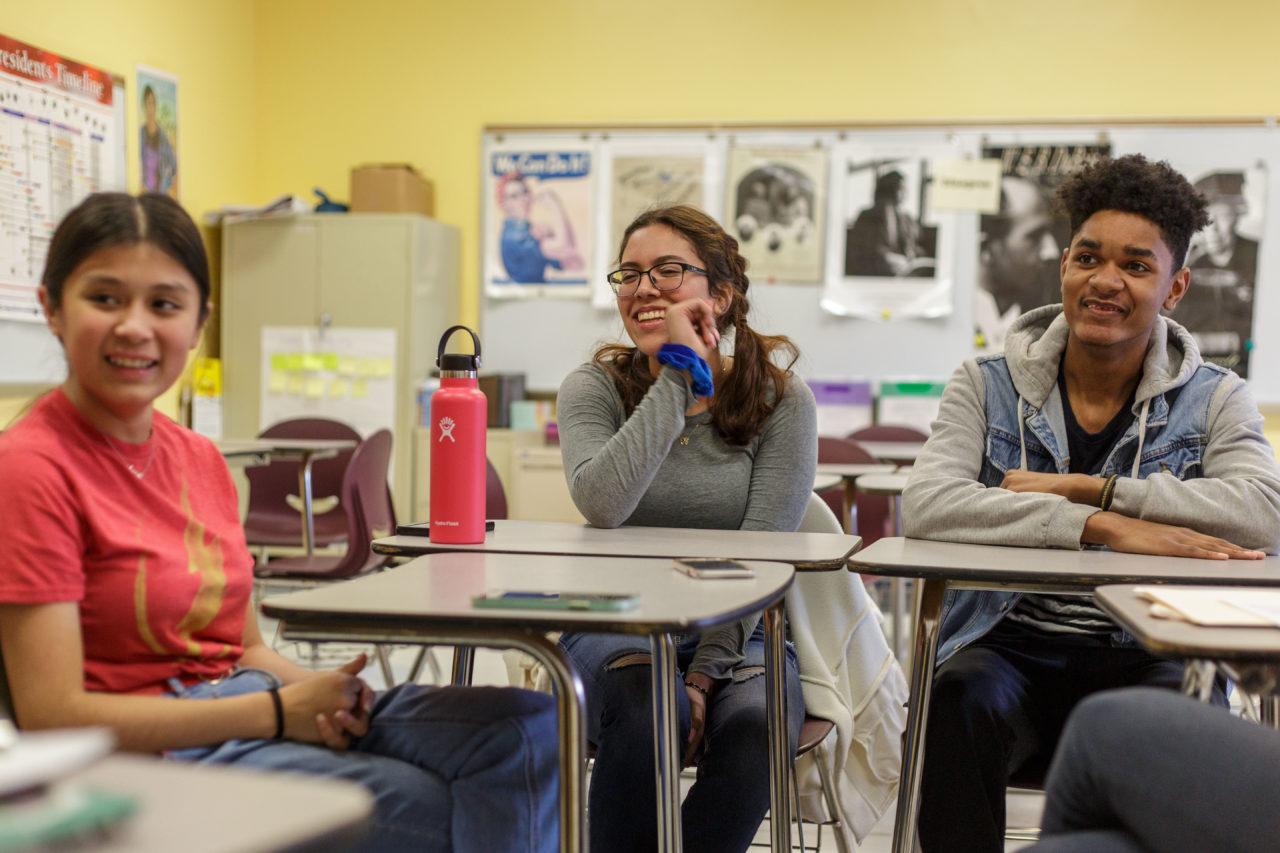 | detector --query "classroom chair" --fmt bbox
[846,424,929,444]
[242,417,361,559]
[253,429,399,684]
